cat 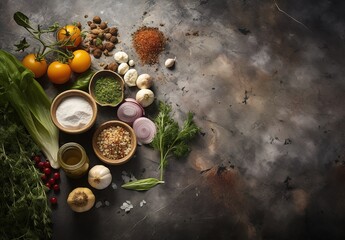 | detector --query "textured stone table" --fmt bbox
[1,0,345,239]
